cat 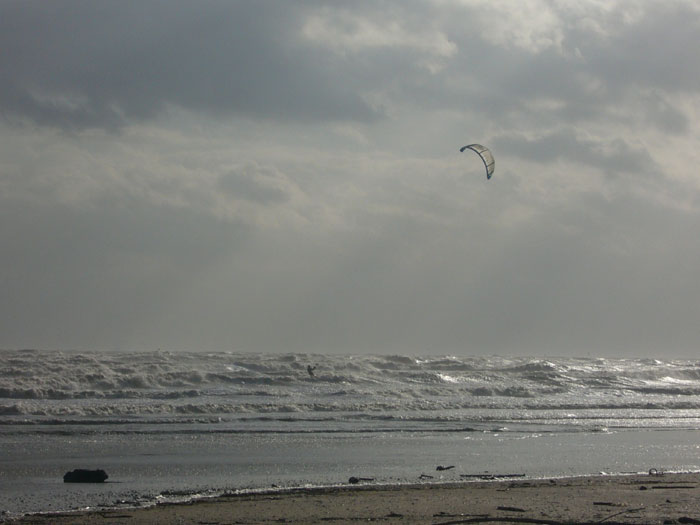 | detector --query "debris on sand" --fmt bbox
[63,469,108,483]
